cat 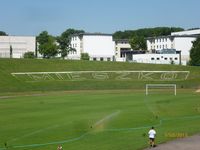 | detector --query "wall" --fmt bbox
[83,35,115,60]
[0,36,35,58]
[174,37,196,63]
[147,37,173,51]
[132,54,180,65]
[68,35,81,59]
[115,41,131,59]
